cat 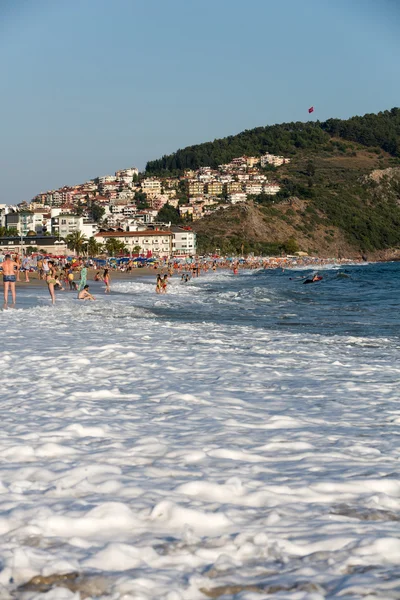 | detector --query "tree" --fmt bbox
[87,236,103,256]
[132,245,141,254]
[0,226,18,237]
[26,246,38,255]
[283,238,299,254]
[105,238,128,256]
[135,191,149,209]
[157,203,182,224]
[91,203,105,223]
[305,160,316,177]
[65,231,88,254]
